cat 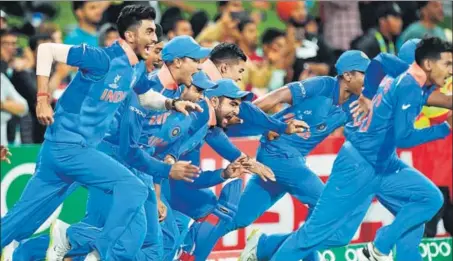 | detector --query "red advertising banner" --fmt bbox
[199,134,452,252]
